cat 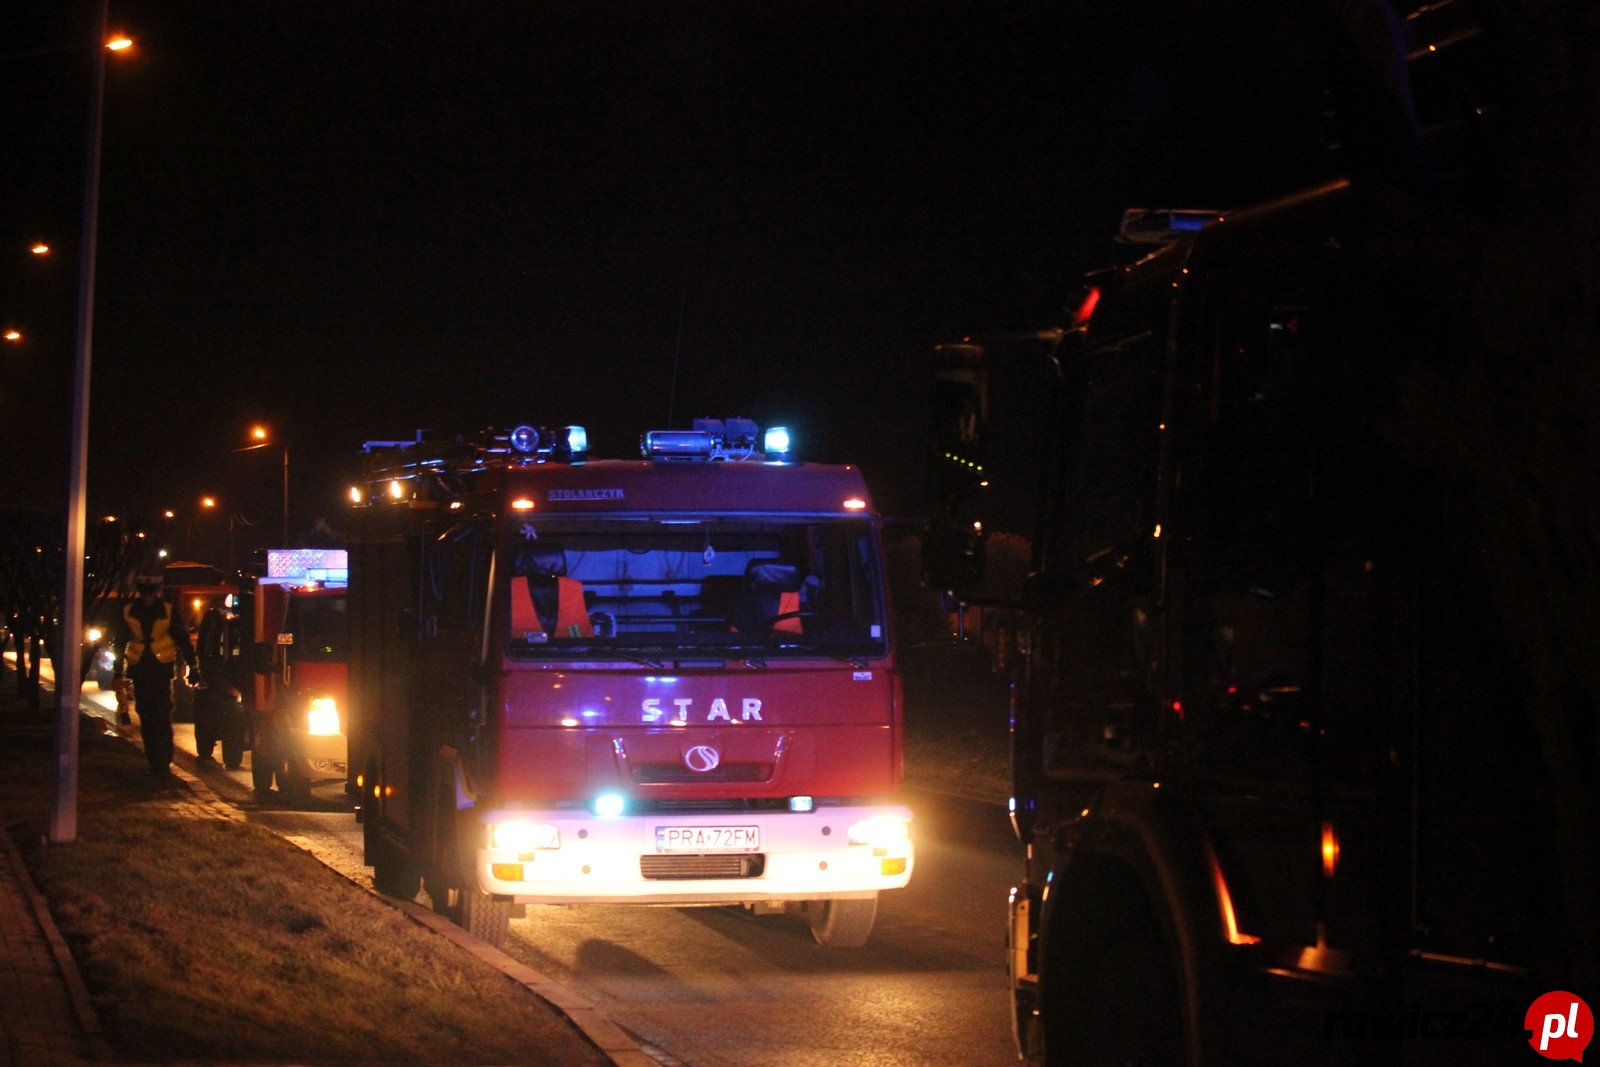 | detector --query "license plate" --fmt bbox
[655,825,760,853]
